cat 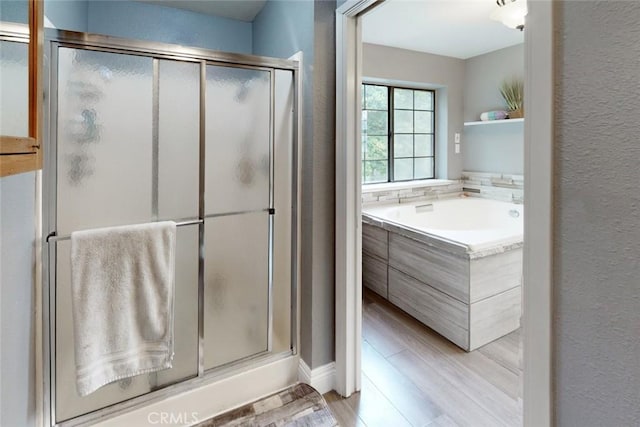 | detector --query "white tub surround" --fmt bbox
[364,198,522,253]
[362,198,523,351]
[461,170,524,204]
[362,179,462,206]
